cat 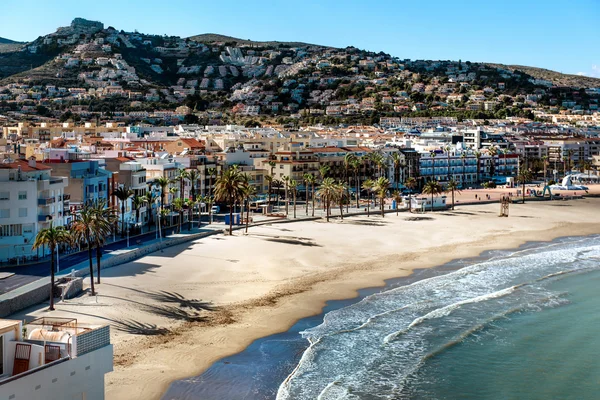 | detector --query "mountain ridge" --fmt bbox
[188,33,323,48]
